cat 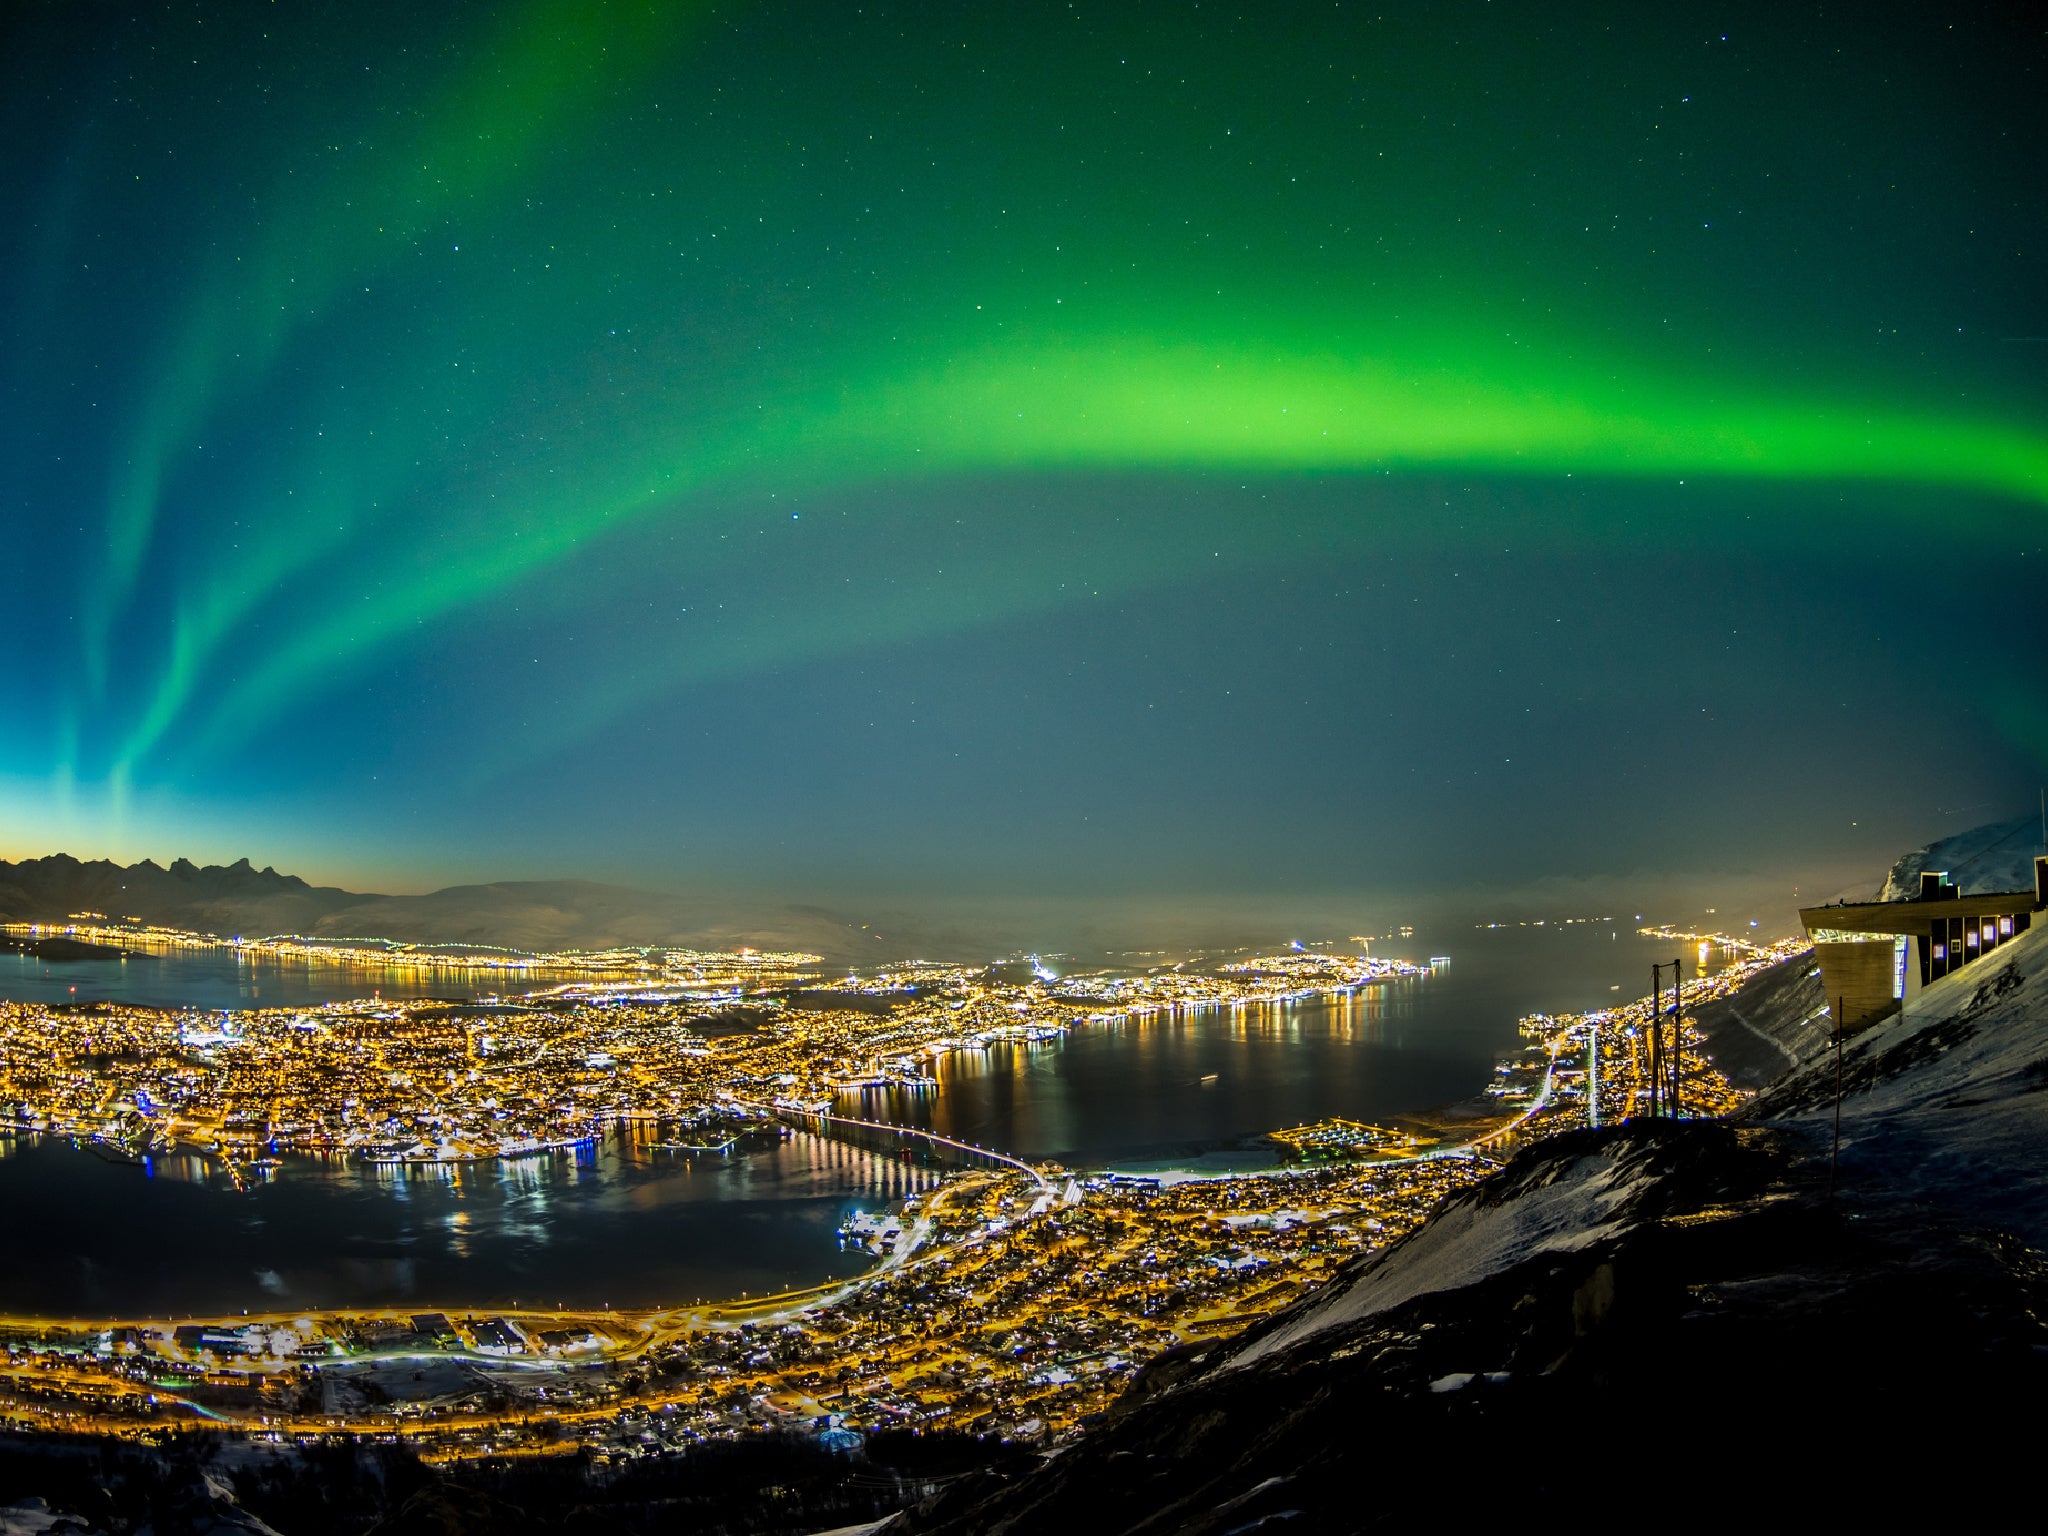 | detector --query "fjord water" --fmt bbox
[0,924,1716,1313]
[0,944,505,1008]
[853,925,1713,1166]
[0,1128,925,1317]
